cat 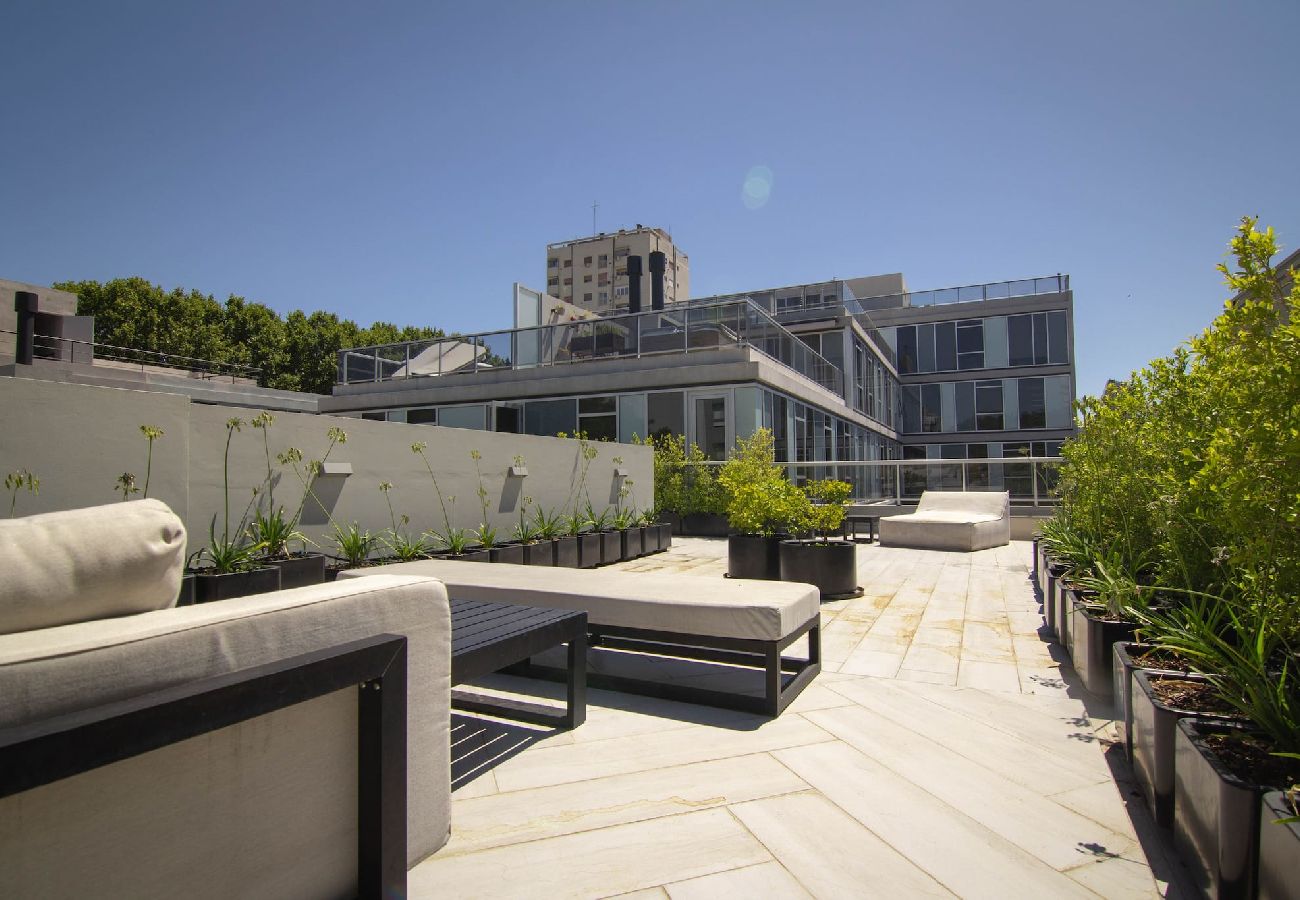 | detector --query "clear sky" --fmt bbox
[3,1,1297,399]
